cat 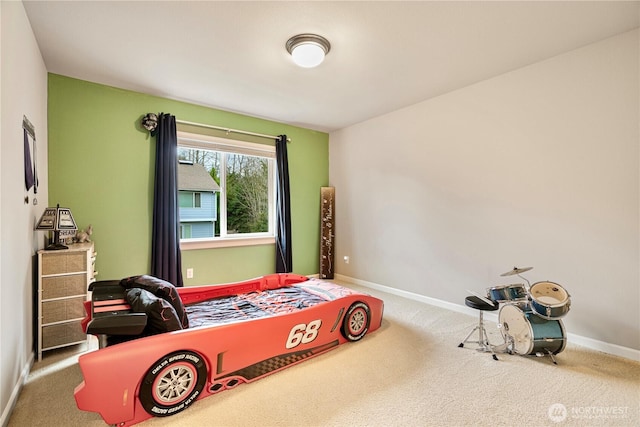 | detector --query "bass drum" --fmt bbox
[499,304,566,356]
